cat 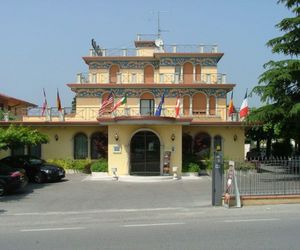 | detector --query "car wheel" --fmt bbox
[34,172,45,184]
[0,182,6,196]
